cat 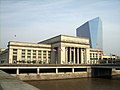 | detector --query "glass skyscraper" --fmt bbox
[76,17,103,50]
